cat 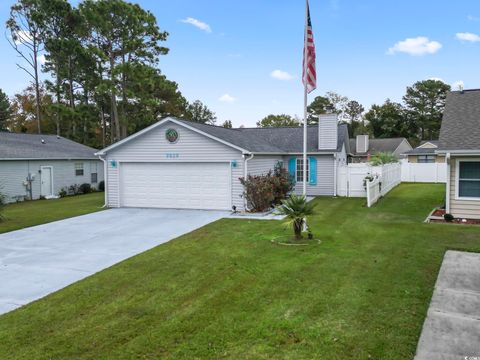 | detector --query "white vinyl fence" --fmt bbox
[400,159,446,183]
[337,162,402,207]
